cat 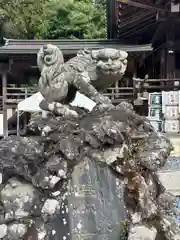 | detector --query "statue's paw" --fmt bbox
[39,101,79,118]
[55,103,79,118]
[94,103,115,112]
[66,109,79,118]
[39,99,49,111]
[101,96,112,105]
[116,101,134,110]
